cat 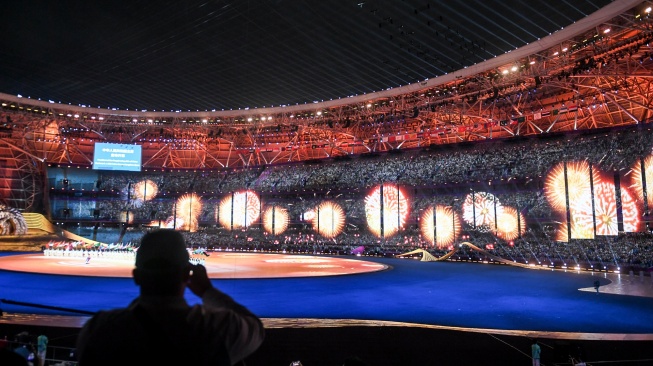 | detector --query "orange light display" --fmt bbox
[313,201,345,238]
[364,183,409,238]
[263,206,290,235]
[495,206,525,241]
[630,155,653,208]
[419,205,461,248]
[217,190,261,230]
[462,191,501,228]
[133,179,158,201]
[176,193,202,232]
